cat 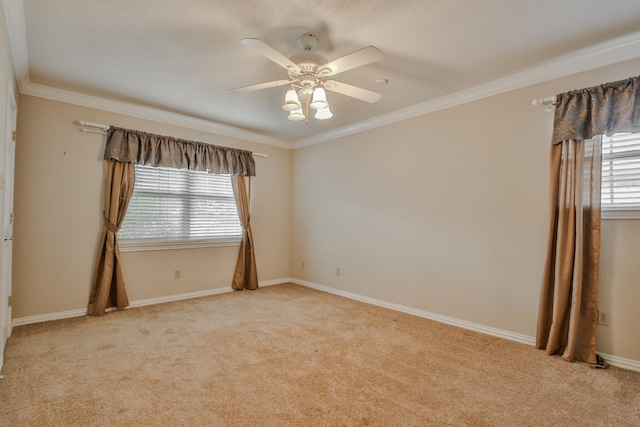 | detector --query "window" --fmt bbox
[118,164,242,250]
[601,132,640,219]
